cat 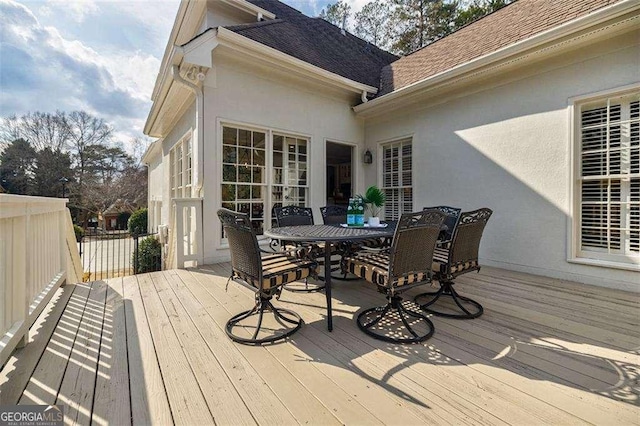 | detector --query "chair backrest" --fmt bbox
[320,205,347,225]
[423,206,461,241]
[388,210,446,281]
[217,208,262,285]
[449,208,493,265]
[274,205,314,226]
